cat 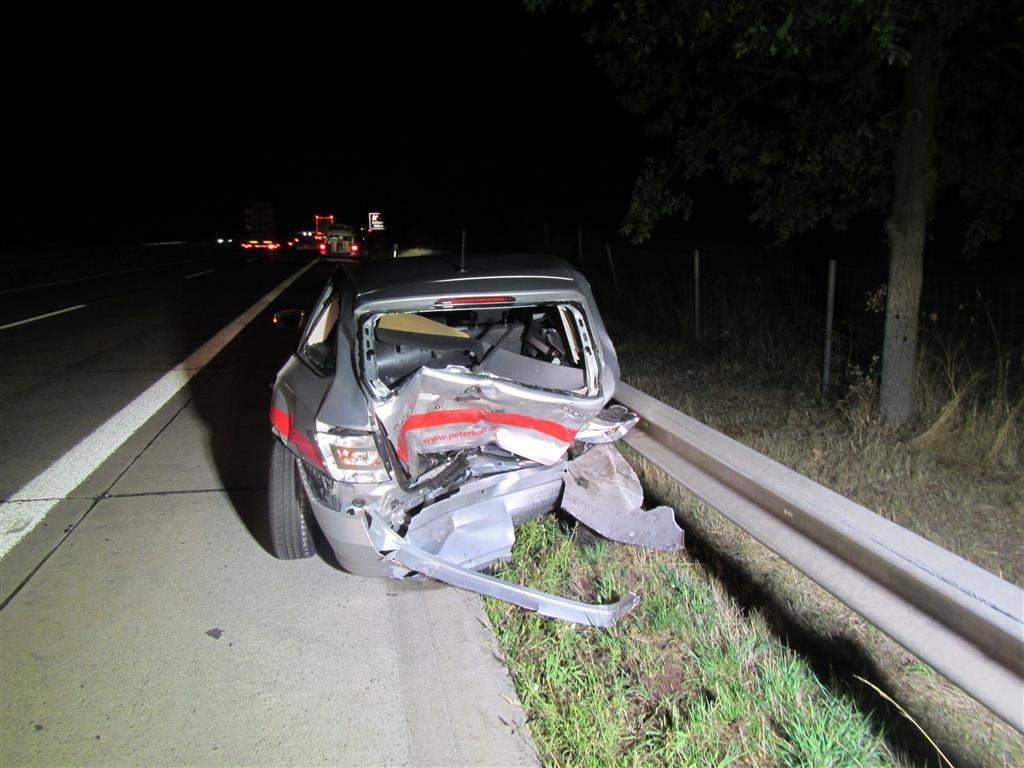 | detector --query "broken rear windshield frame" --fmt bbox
[357,301,602,400]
